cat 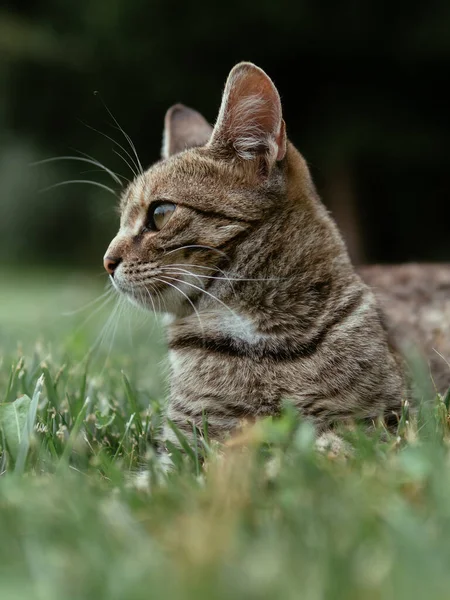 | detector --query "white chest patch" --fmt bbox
[168,349,190,374]
[218,313,266,345]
